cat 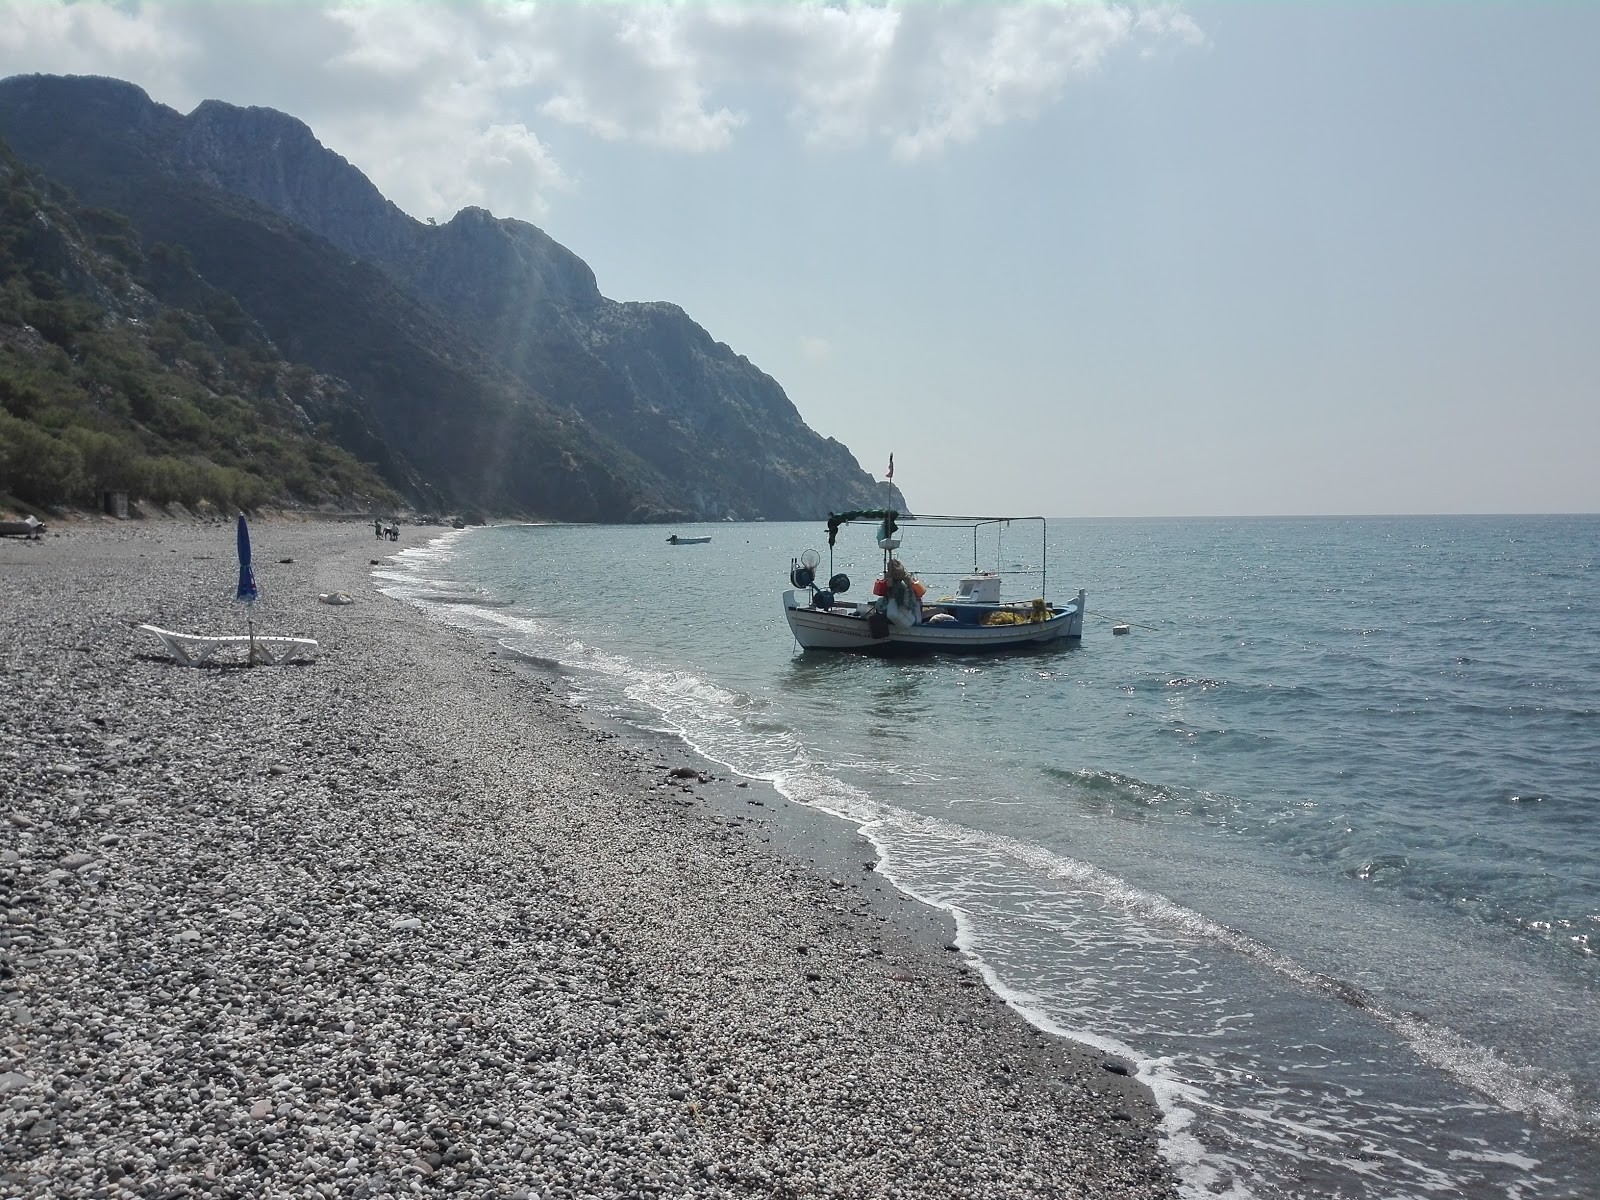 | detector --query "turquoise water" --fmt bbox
[379,515,1599,1199]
